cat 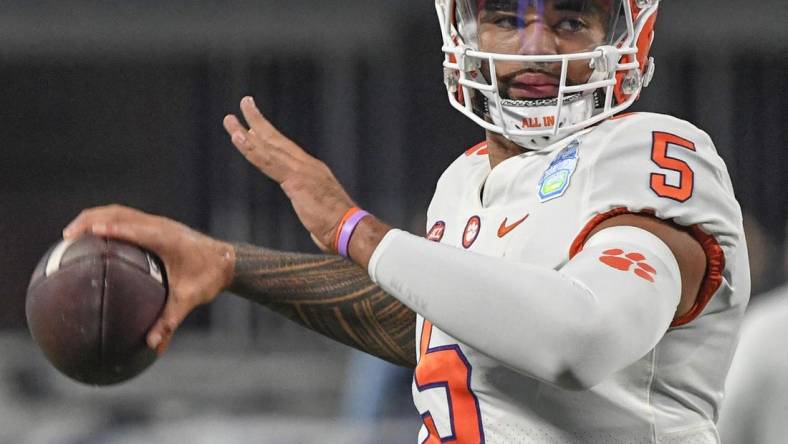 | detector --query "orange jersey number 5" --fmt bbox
[414,320,485,443]
[649,131,697,202]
